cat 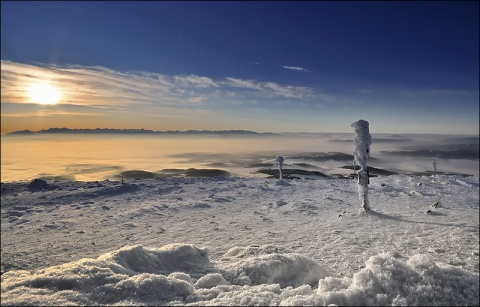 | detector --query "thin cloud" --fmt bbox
[1,60,318,117]
[224,77,313,99]
[262,82,312,99]
[187,96,206,104]
[173,75,219,88]
[282,66,308,72]
[224,77,262,90]
[1,61,210,109]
